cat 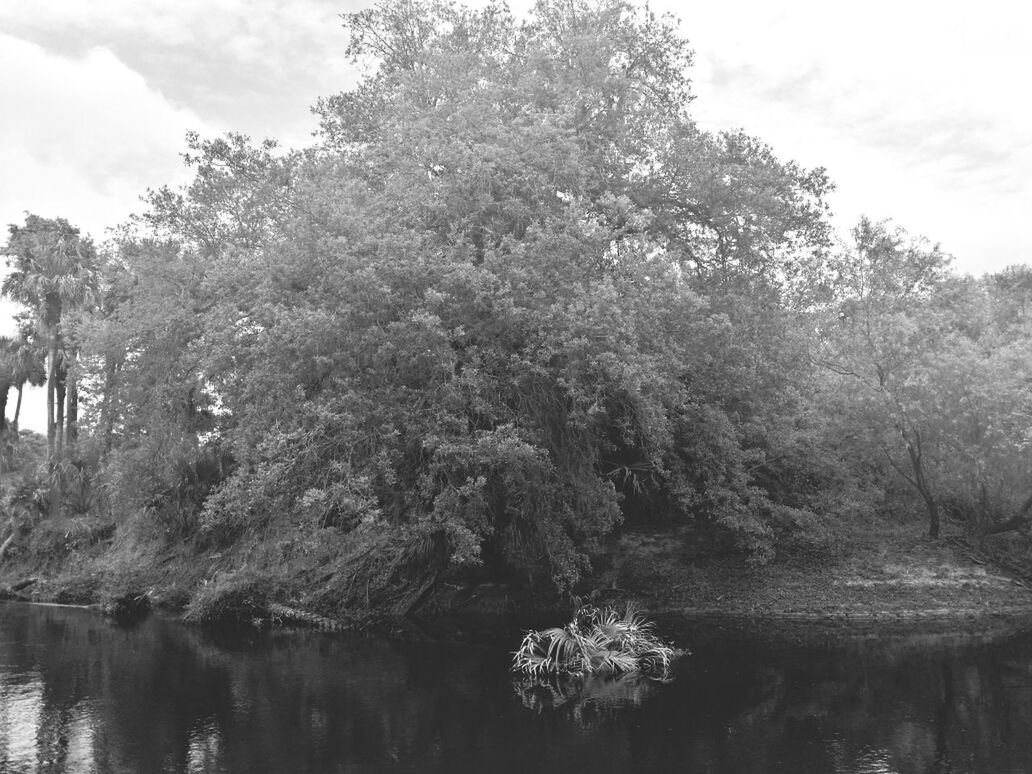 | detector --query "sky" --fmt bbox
[2,0,1031,432]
